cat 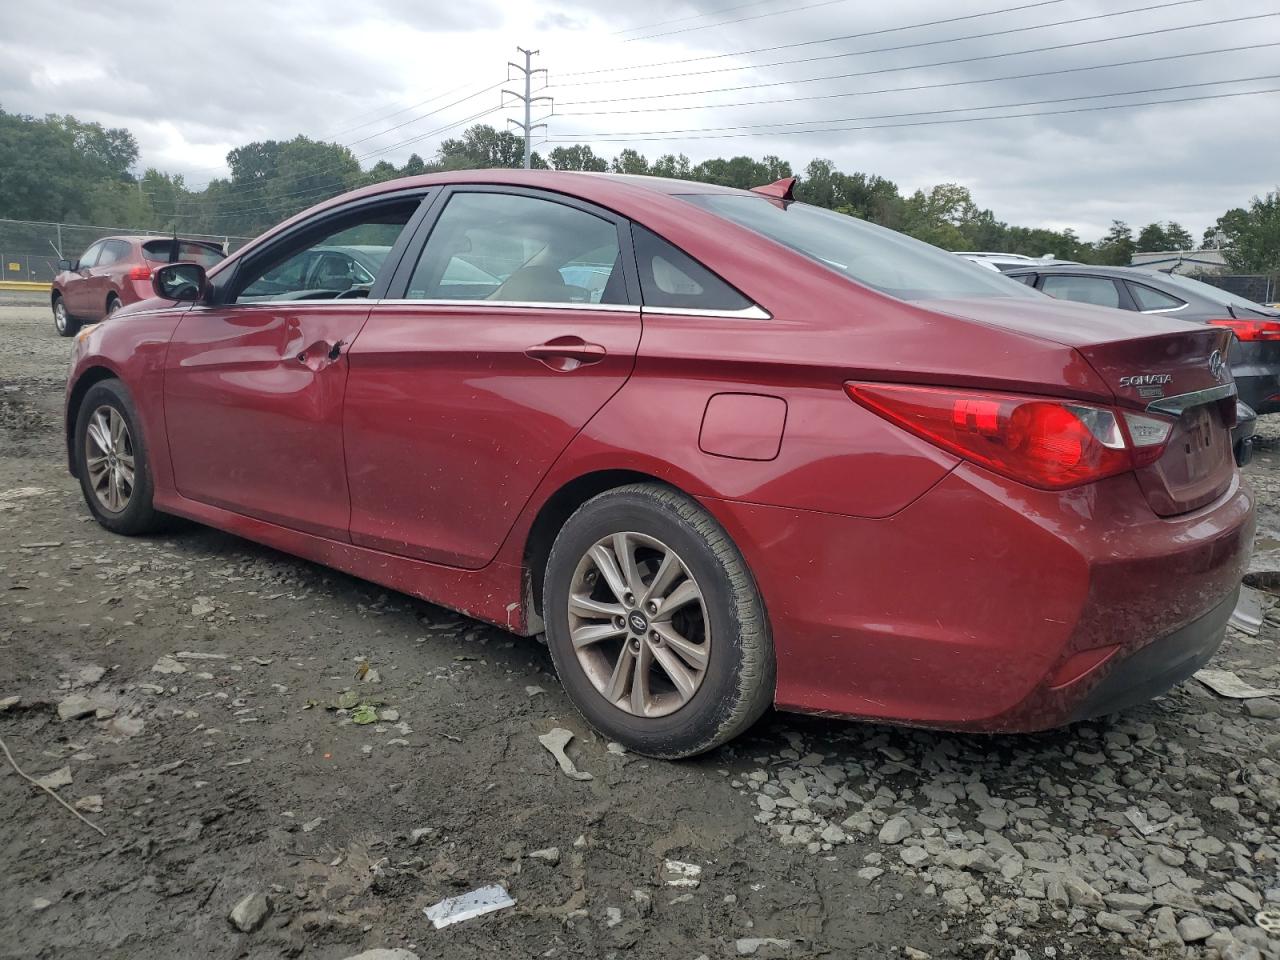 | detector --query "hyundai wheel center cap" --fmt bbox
[628,610,649,635]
